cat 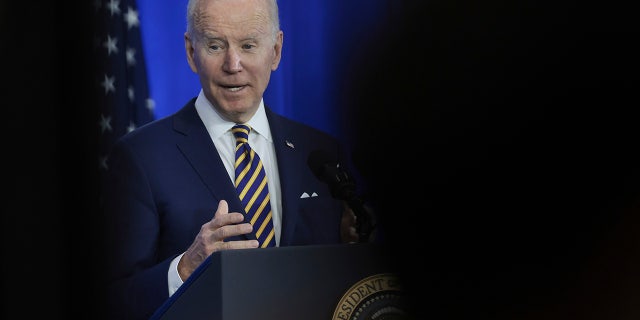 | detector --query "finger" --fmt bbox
[211,200,245,227]
[215,239,260,251]
[342,202,357,220]
[213,221,254,240]
[342,208,356,225]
